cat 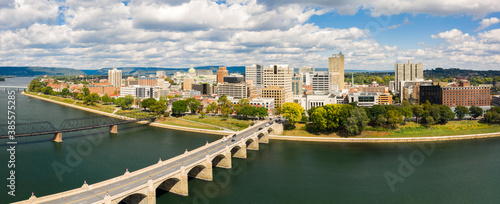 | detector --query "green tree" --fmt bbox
[343,107,369,135]
[41,86,53,94]
[386,110,403,128]
[218,95,231,107]
[120,95,134,109]
[238,98,250,106]
[221,107,232,118]
[186,98,202,114]
[374,114,386,127]
[454,105,468,120]
[424,116,435,125]
[172,100,188,115]
[149,101,167,116]
[101,94,112,104]
[412,105,424,124]
[311,107,327,131]
[28,79,43,92]
[438,105,455,124]
[81,87,90,97]
[281,102,305,126]
[401,107,413,124]
[83,93,100,106]
[206,102,218,115]
[310,104,353,131]
[256,107,269,119]
[200,111,206,119]
[484,110,500,124]
[469,106,483,119]
[141,98,157,110]
[238,105,256,119]
[61,88,70,98]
